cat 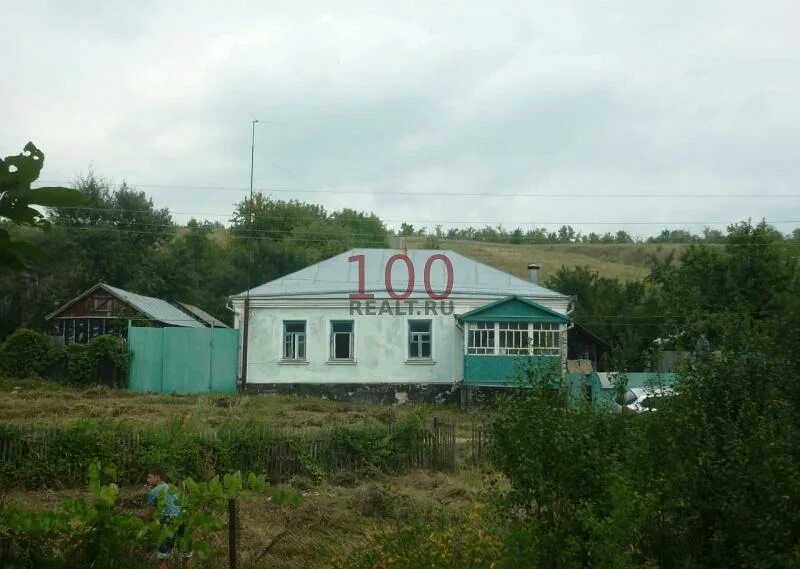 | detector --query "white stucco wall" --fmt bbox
[234,297,569,384]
